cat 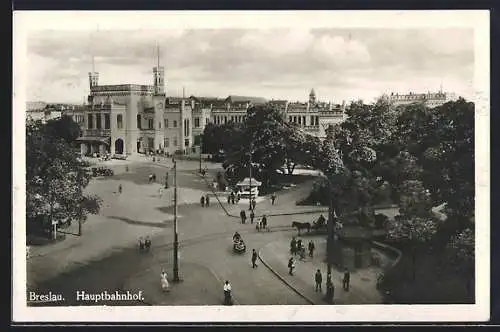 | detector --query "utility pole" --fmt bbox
[248,145,253,211]
[173,160,180,282]
[199,135,203,173]
[326,178,334,277]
